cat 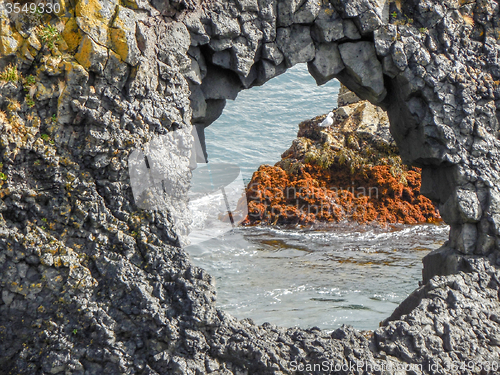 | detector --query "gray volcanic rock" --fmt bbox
[2,0,500,373]
[200,64,242,100]
[311,9,344,43]
[338,41,387,103]
[293,0,320,24]
[276,0,304,27]
[276,25,315,67]
[257,59,286,83]
[343,19,362,40]
[308,42,344,86]
[262,42,284,65]
[211,50,232,69]
[209,13,241,38]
